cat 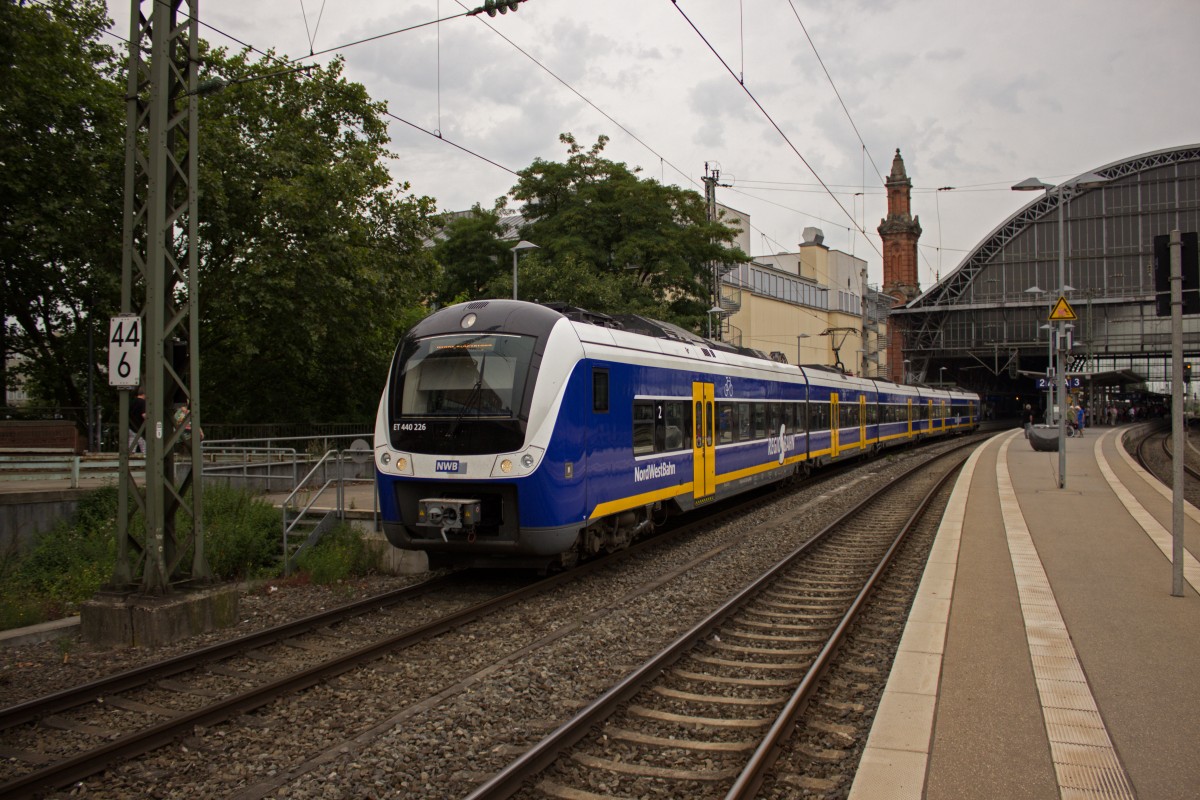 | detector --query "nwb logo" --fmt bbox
[435,460,461,473]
